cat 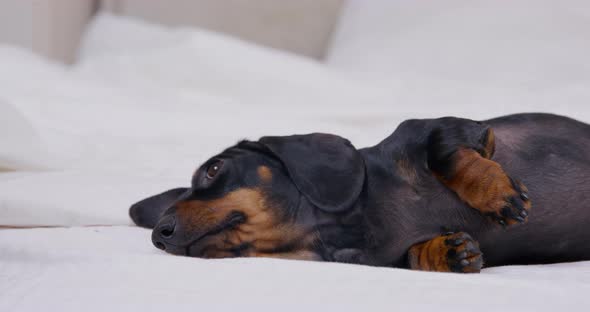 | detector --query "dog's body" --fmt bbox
[131,113,590,273]
[360,113,590,268]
